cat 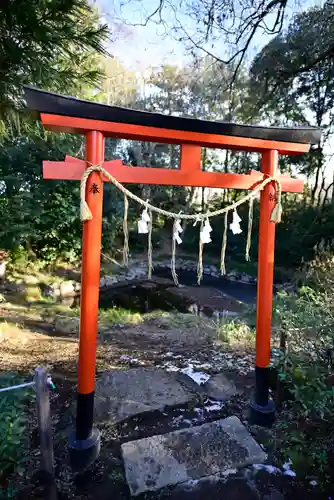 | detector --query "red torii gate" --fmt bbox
[25,87,321,469]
